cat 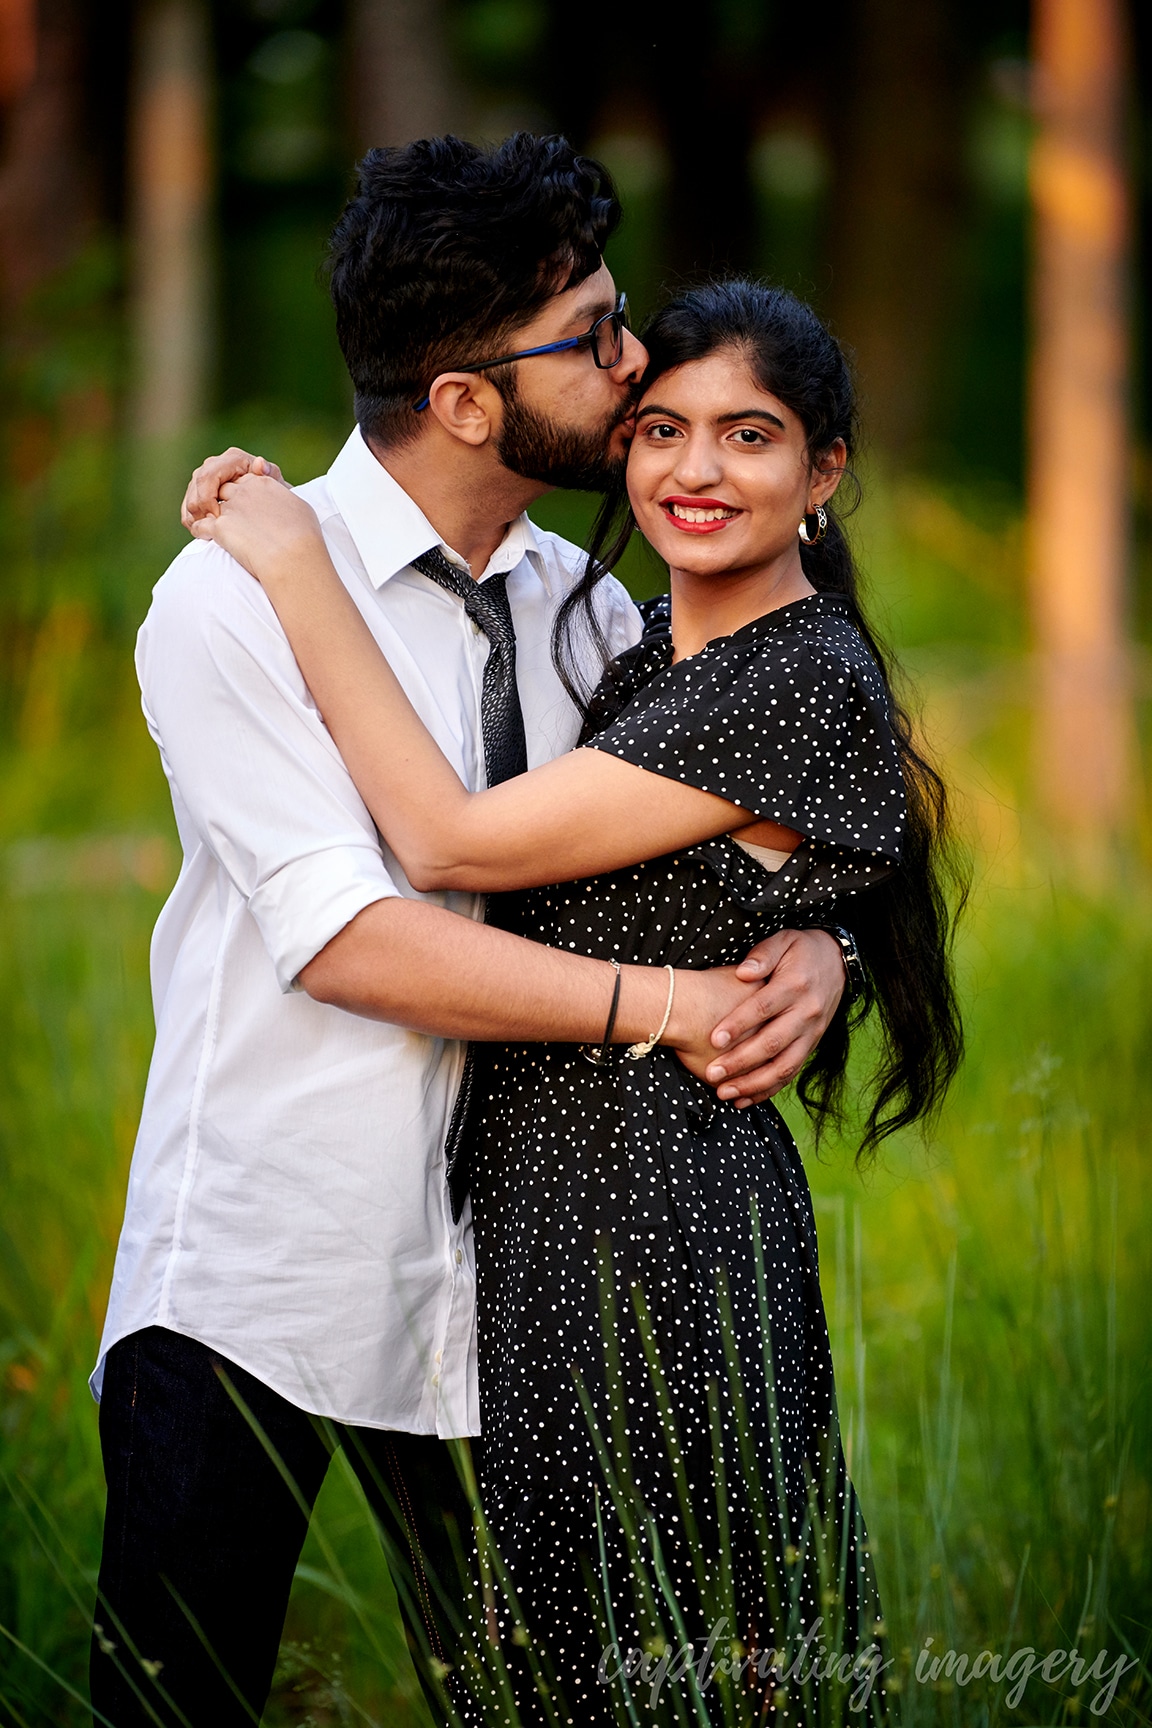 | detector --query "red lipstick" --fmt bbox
[659,495,742,535]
